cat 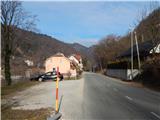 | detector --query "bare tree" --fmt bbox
[1,1,37,85]
[134,1,160,44]
[94,35,122,71]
